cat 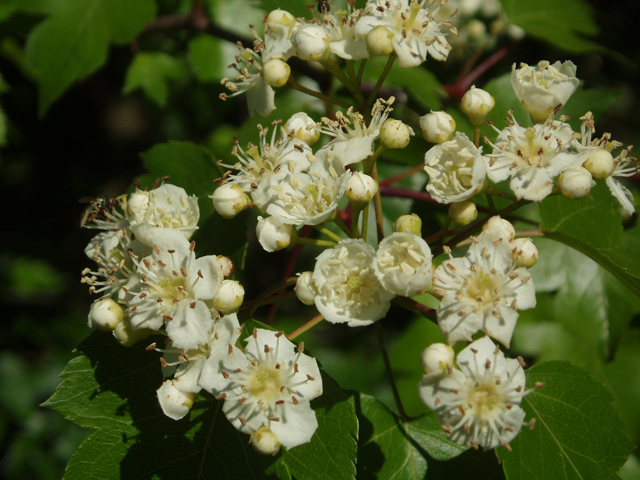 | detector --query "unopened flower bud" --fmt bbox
[466,19,487,41]
[250,426,281,455]
[461,85,495,127]
[256,216,295,252]
[482,215,515,242]
[449,200,477,226]
[285,112,320,146]
[113,316,154,347]
[88,297,124,331]
[295,271,316,305]
[265,9,296,31]
[157,380,197,421]
[291,24,330,61]
[211,184,251,219]
[345,172,378,210]
[511,238,539,268]
[217,255,234,278]
[419,111,456,143]
[127,191,149,215]
[557,167,593,199]
[380,119,414,149]
[262,58,290,87]
[393,213,422,236]
[365,26,394,56]
[213,280,245,315]
[583,148,615,180]
[420,343,455,374]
